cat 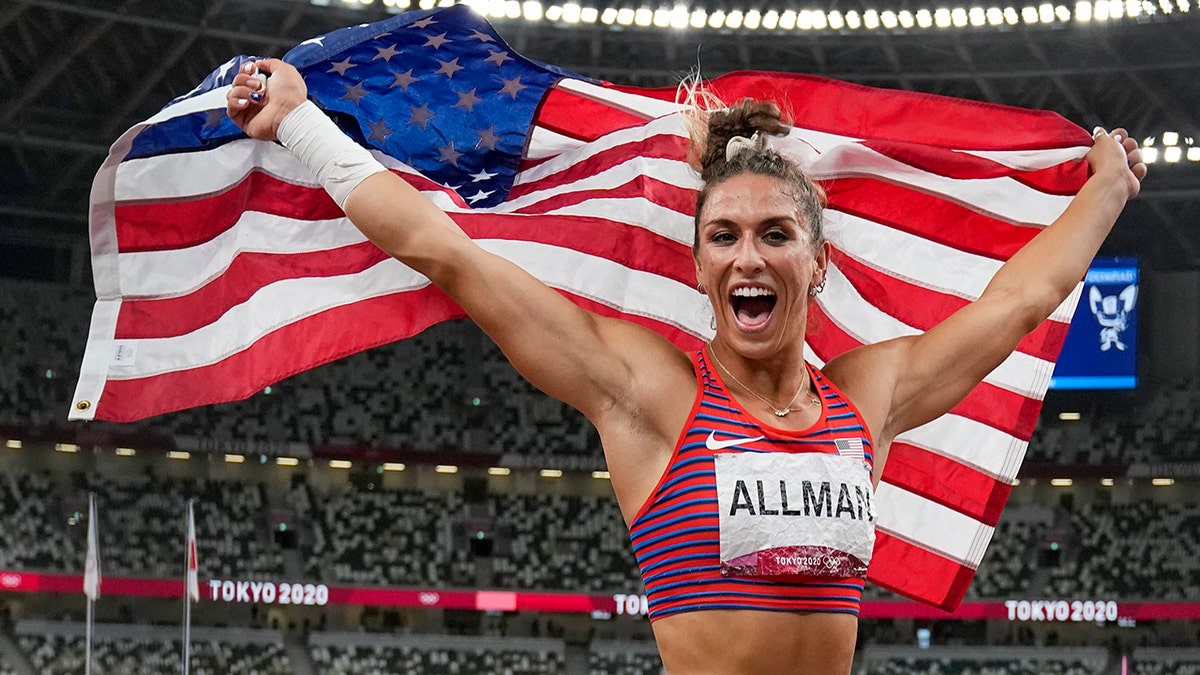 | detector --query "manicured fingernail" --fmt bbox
[244,62,255,73]
[249,91,263,103]
[1092,126,1105,136]
[236,98,247,106]
[1113,133,1123,143]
